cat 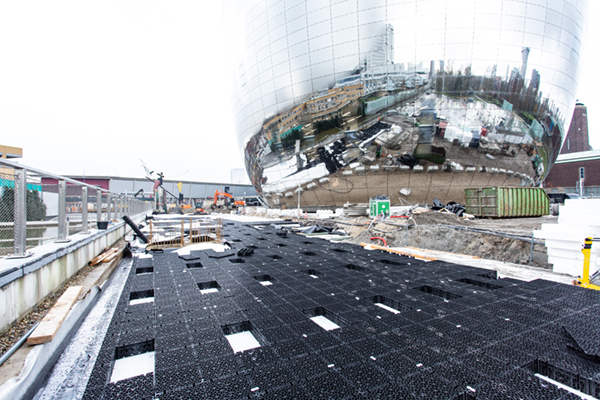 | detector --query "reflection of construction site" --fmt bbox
[146,217,222,250]
[244,24,568,208]
[260,91,552,207]
[263,77,430,158]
